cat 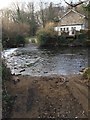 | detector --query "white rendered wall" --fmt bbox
[54,24,85,35]
[55,25,85,31]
